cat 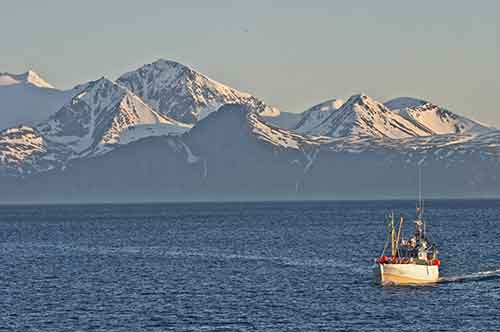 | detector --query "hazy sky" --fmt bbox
[2,1,499,126]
